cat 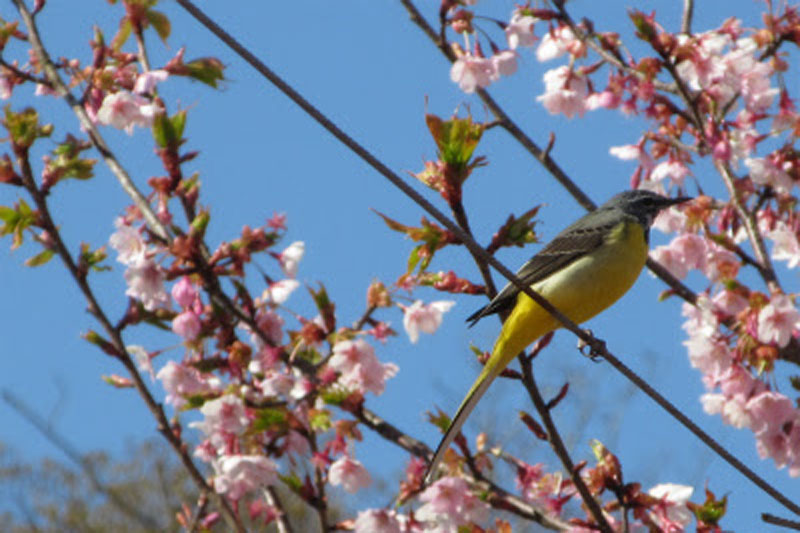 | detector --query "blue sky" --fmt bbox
[1,0,796,529]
